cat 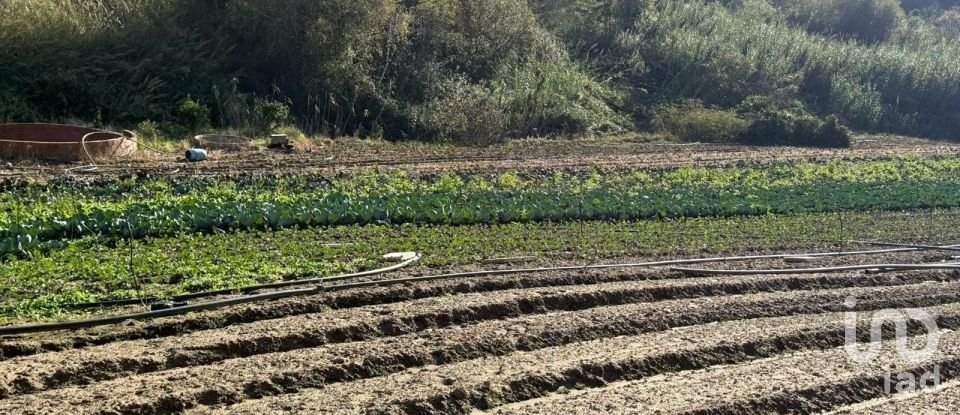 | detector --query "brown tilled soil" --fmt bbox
[829,379,960,414]
[1,248,960,413]
[4,135,958,181]
[485,331,960,415]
